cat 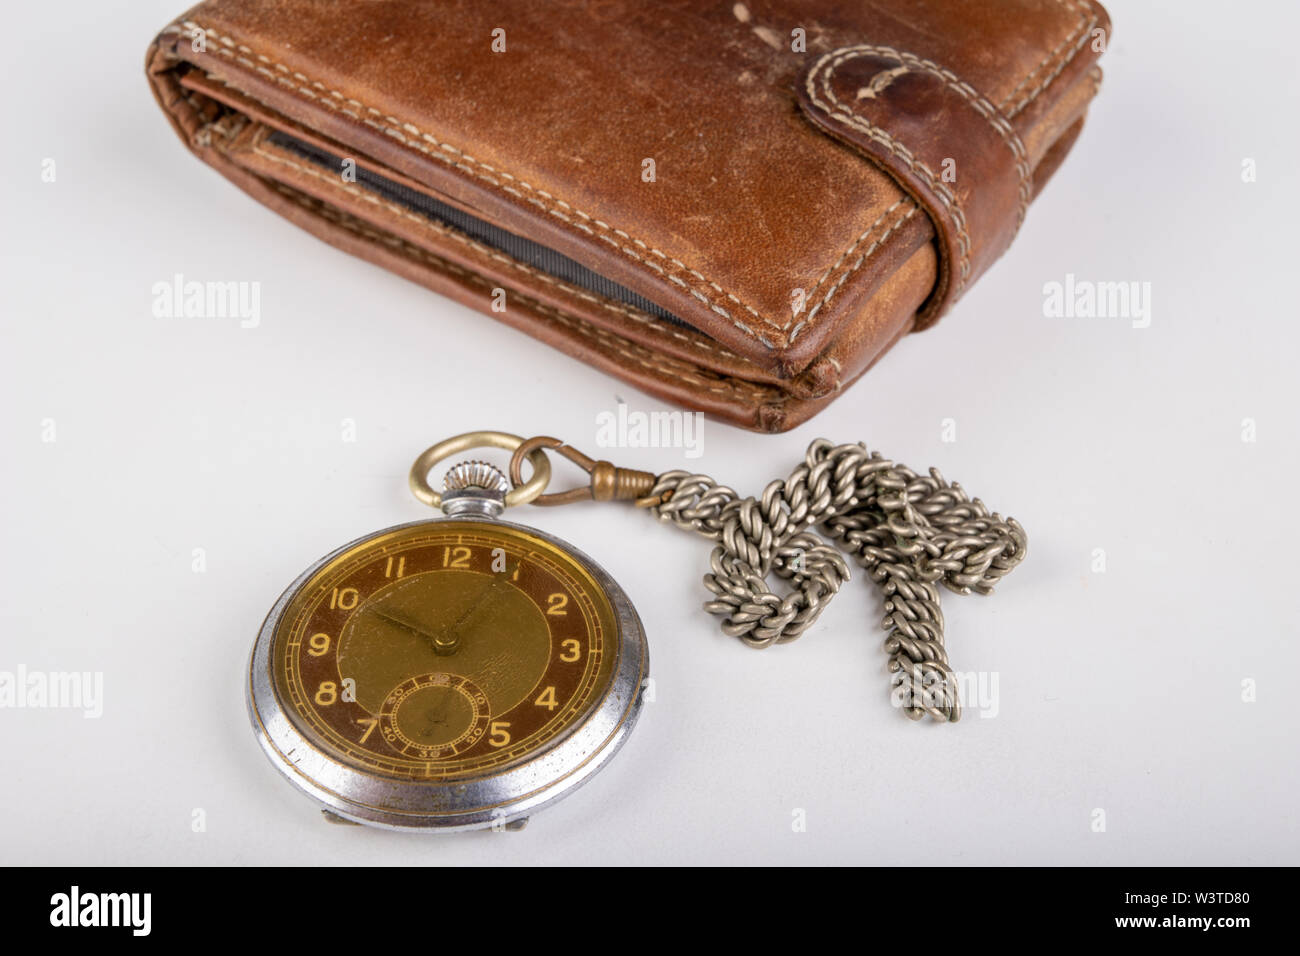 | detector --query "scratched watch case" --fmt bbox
[247,516,648,831]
